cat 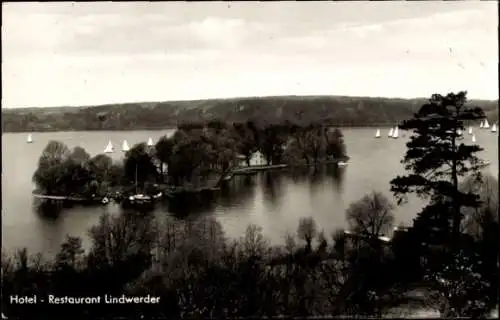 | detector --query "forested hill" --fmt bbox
[2,95,498,132]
